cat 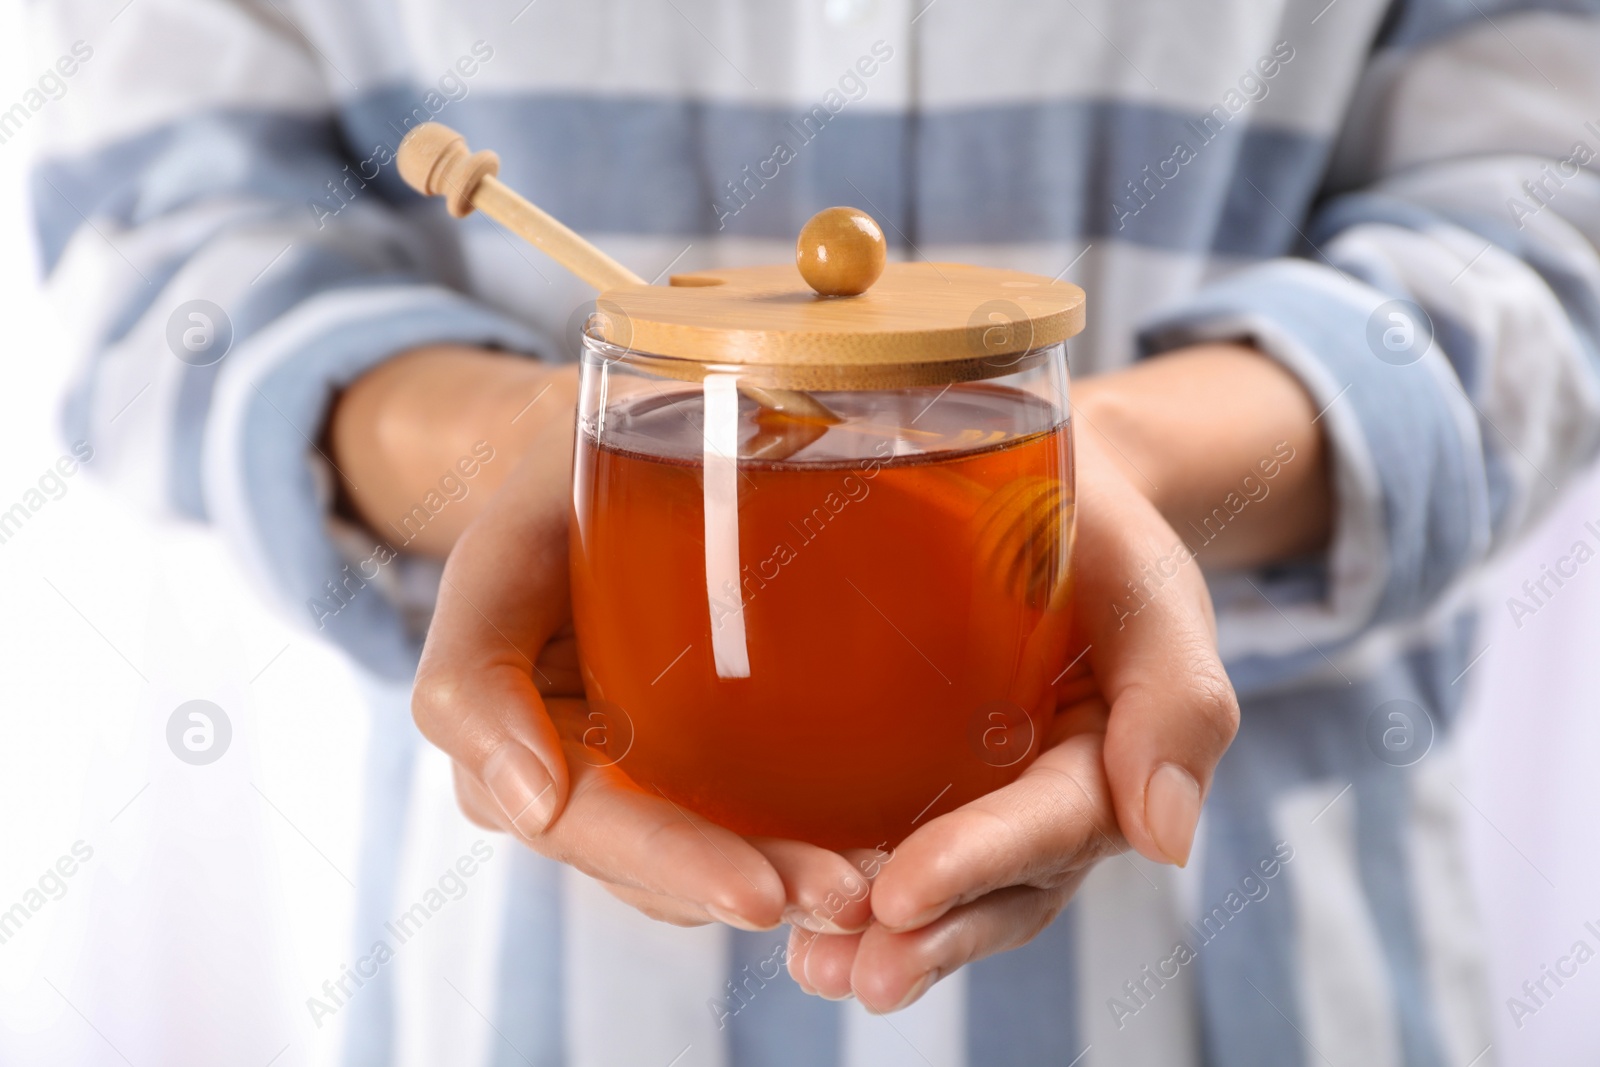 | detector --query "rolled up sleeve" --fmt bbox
[1138,8,1600,662]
